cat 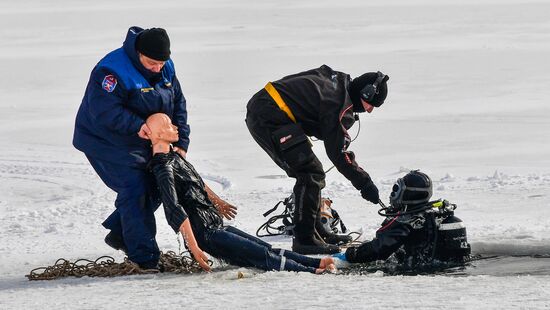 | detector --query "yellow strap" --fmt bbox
[264,82,296,123]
